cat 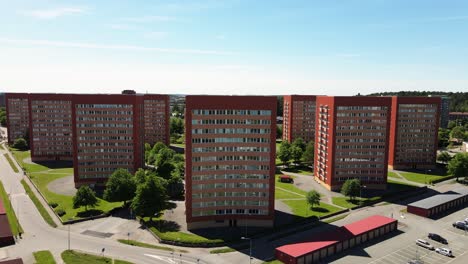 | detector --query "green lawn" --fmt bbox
[0,144,4,150]
[3,153,19,173]
[282,200,342,218]
[331,197,364,209]
[387,171,399,178]
[0,181,23,235]
[33,250,56,264]
[117,239,188,253]
[263,260,284,264]
[275,188,303,199]
[399,171,448,184]
[11,149,122,221]
[387,179,419,189]
[209,247,237,254]
[21,180,57,228]
[282,165,313,175]
[61,250,133,264]
[170,143,185,148]
[275,175,307,196]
